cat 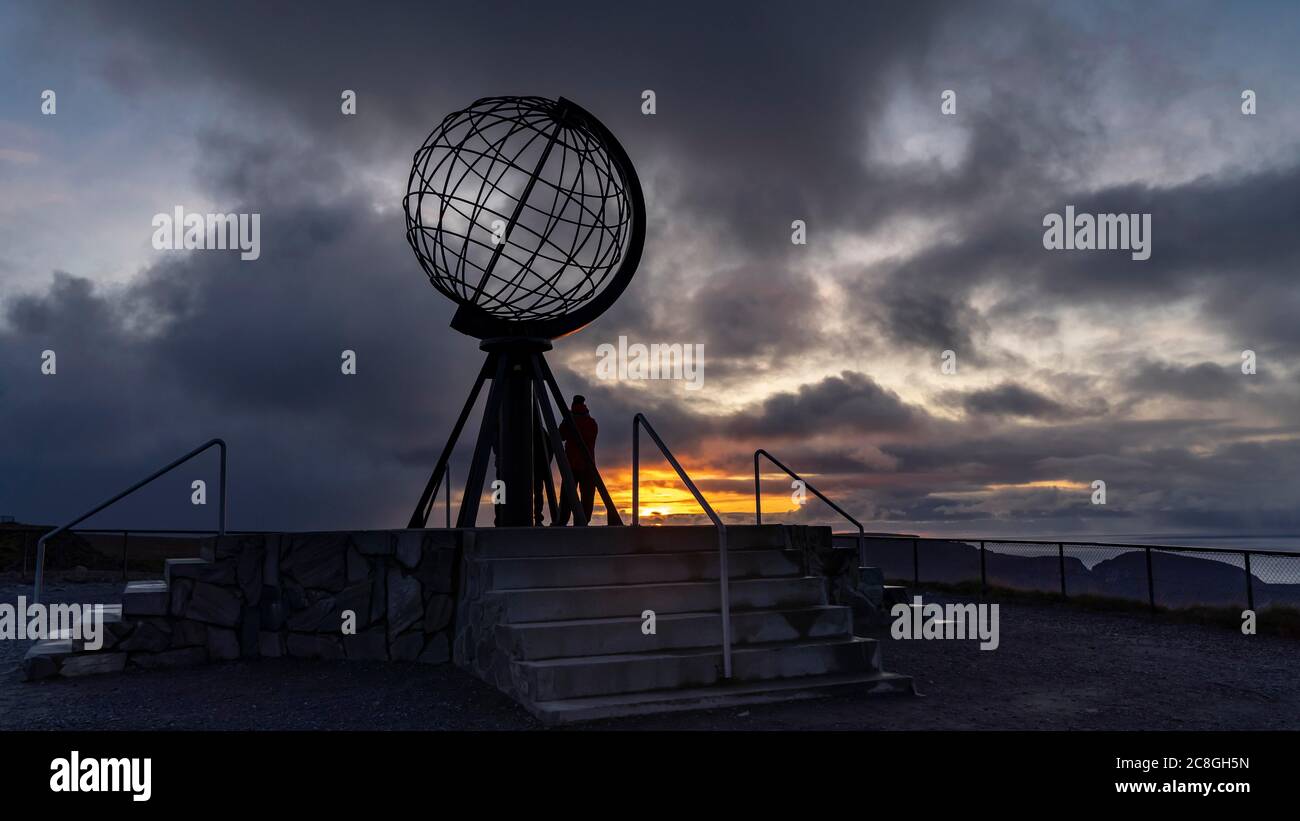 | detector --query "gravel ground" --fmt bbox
[2,582,1295,731]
